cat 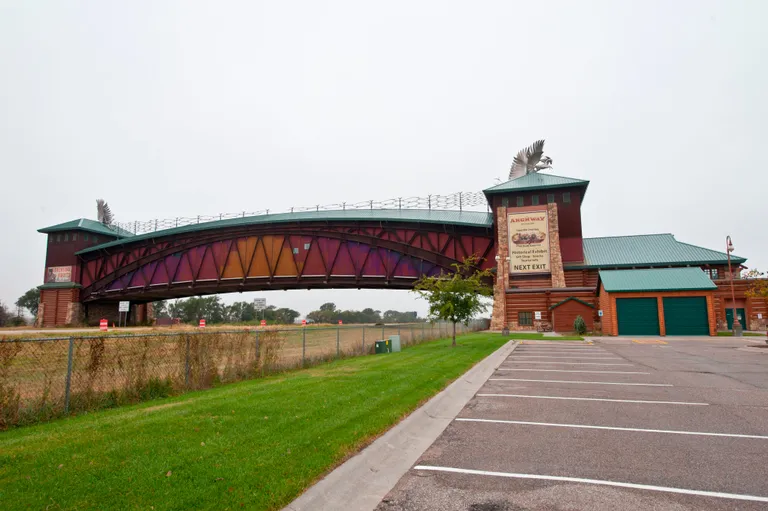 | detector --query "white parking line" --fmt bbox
[496,369,650,374]
[510,356,622,360]
[490,378,671,387]
[503,362,634,366]
[412,466,768,504]
[455,418,768,440]
[476,394,709,406]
